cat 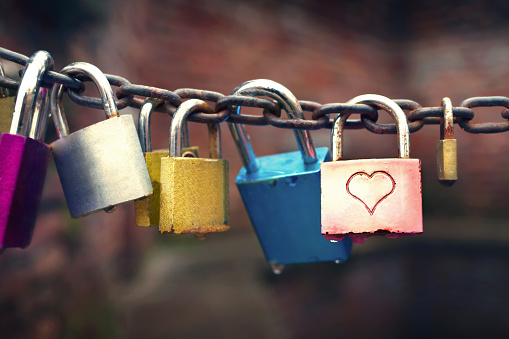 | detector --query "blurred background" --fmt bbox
[2,0,509,338]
